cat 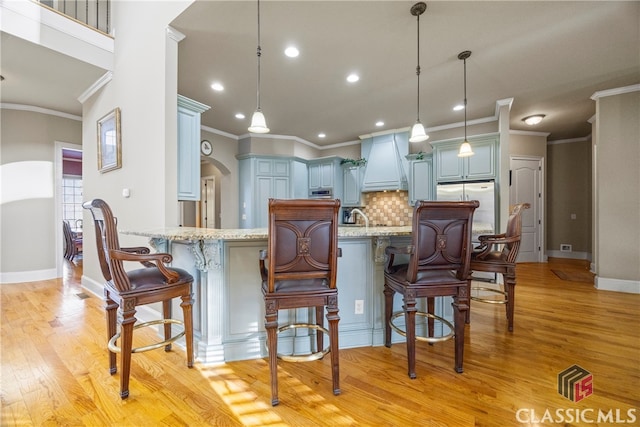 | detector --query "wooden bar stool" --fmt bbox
[84,199,194,399]
[259,198,341,406]
[467,203,530,331]
[384,201,478,379]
